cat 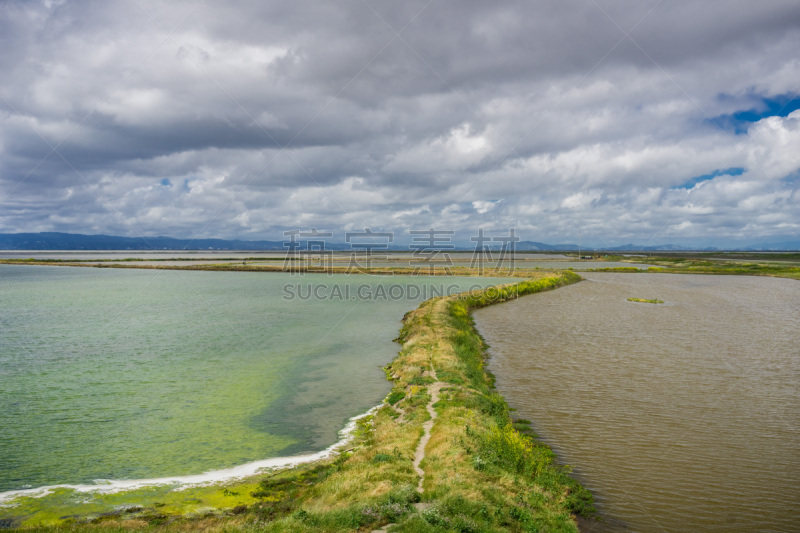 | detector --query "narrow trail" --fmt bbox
[413,378,443,494]
[372,301,451,531]
[371,379,443,532]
